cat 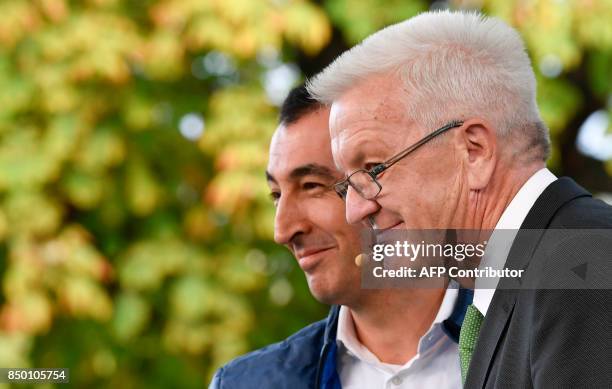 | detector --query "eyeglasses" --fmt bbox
[334,120,464,200]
